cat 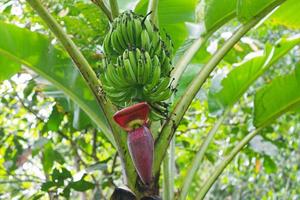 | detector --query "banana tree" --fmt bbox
[0,0,300,199]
